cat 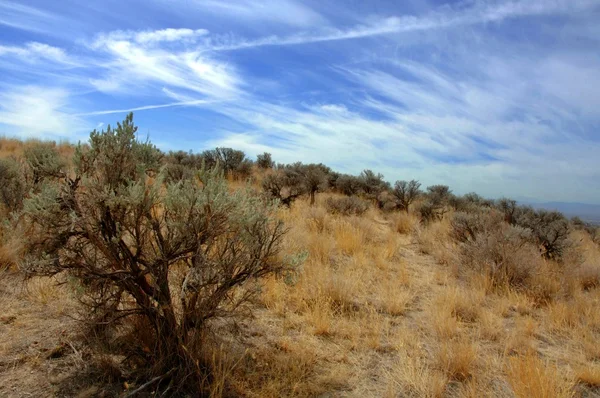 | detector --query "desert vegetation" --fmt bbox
[1,114,600,397]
